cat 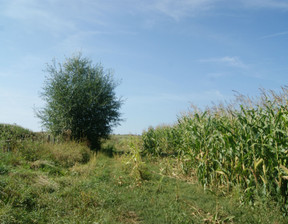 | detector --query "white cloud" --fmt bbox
[1,0,75,35]
[198,56,248,68]
[2,0,288,30]
[241,0,288,9]
[136,0,288,20]
[145,0,288,20]
[260,31,288,39]
[206,72,228,78]
[0,0,111,35]
[0,0,143,40]
[220,57,247,68]
[146,0,219,20]
[128,90,225,104]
